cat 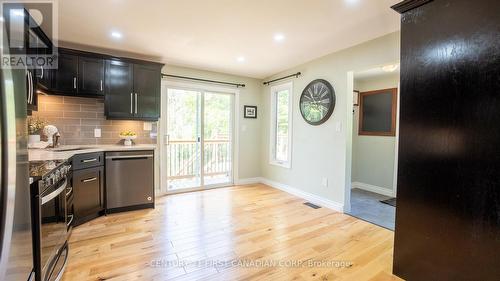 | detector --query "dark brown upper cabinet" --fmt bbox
[105,61,162,121]
[52,49,105,97]
[37,47,162,120]
[52,51,79,94]
[35,63,52,91]
[79,56,105,96]
[105,60,135,119]
[133,64,161,119]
